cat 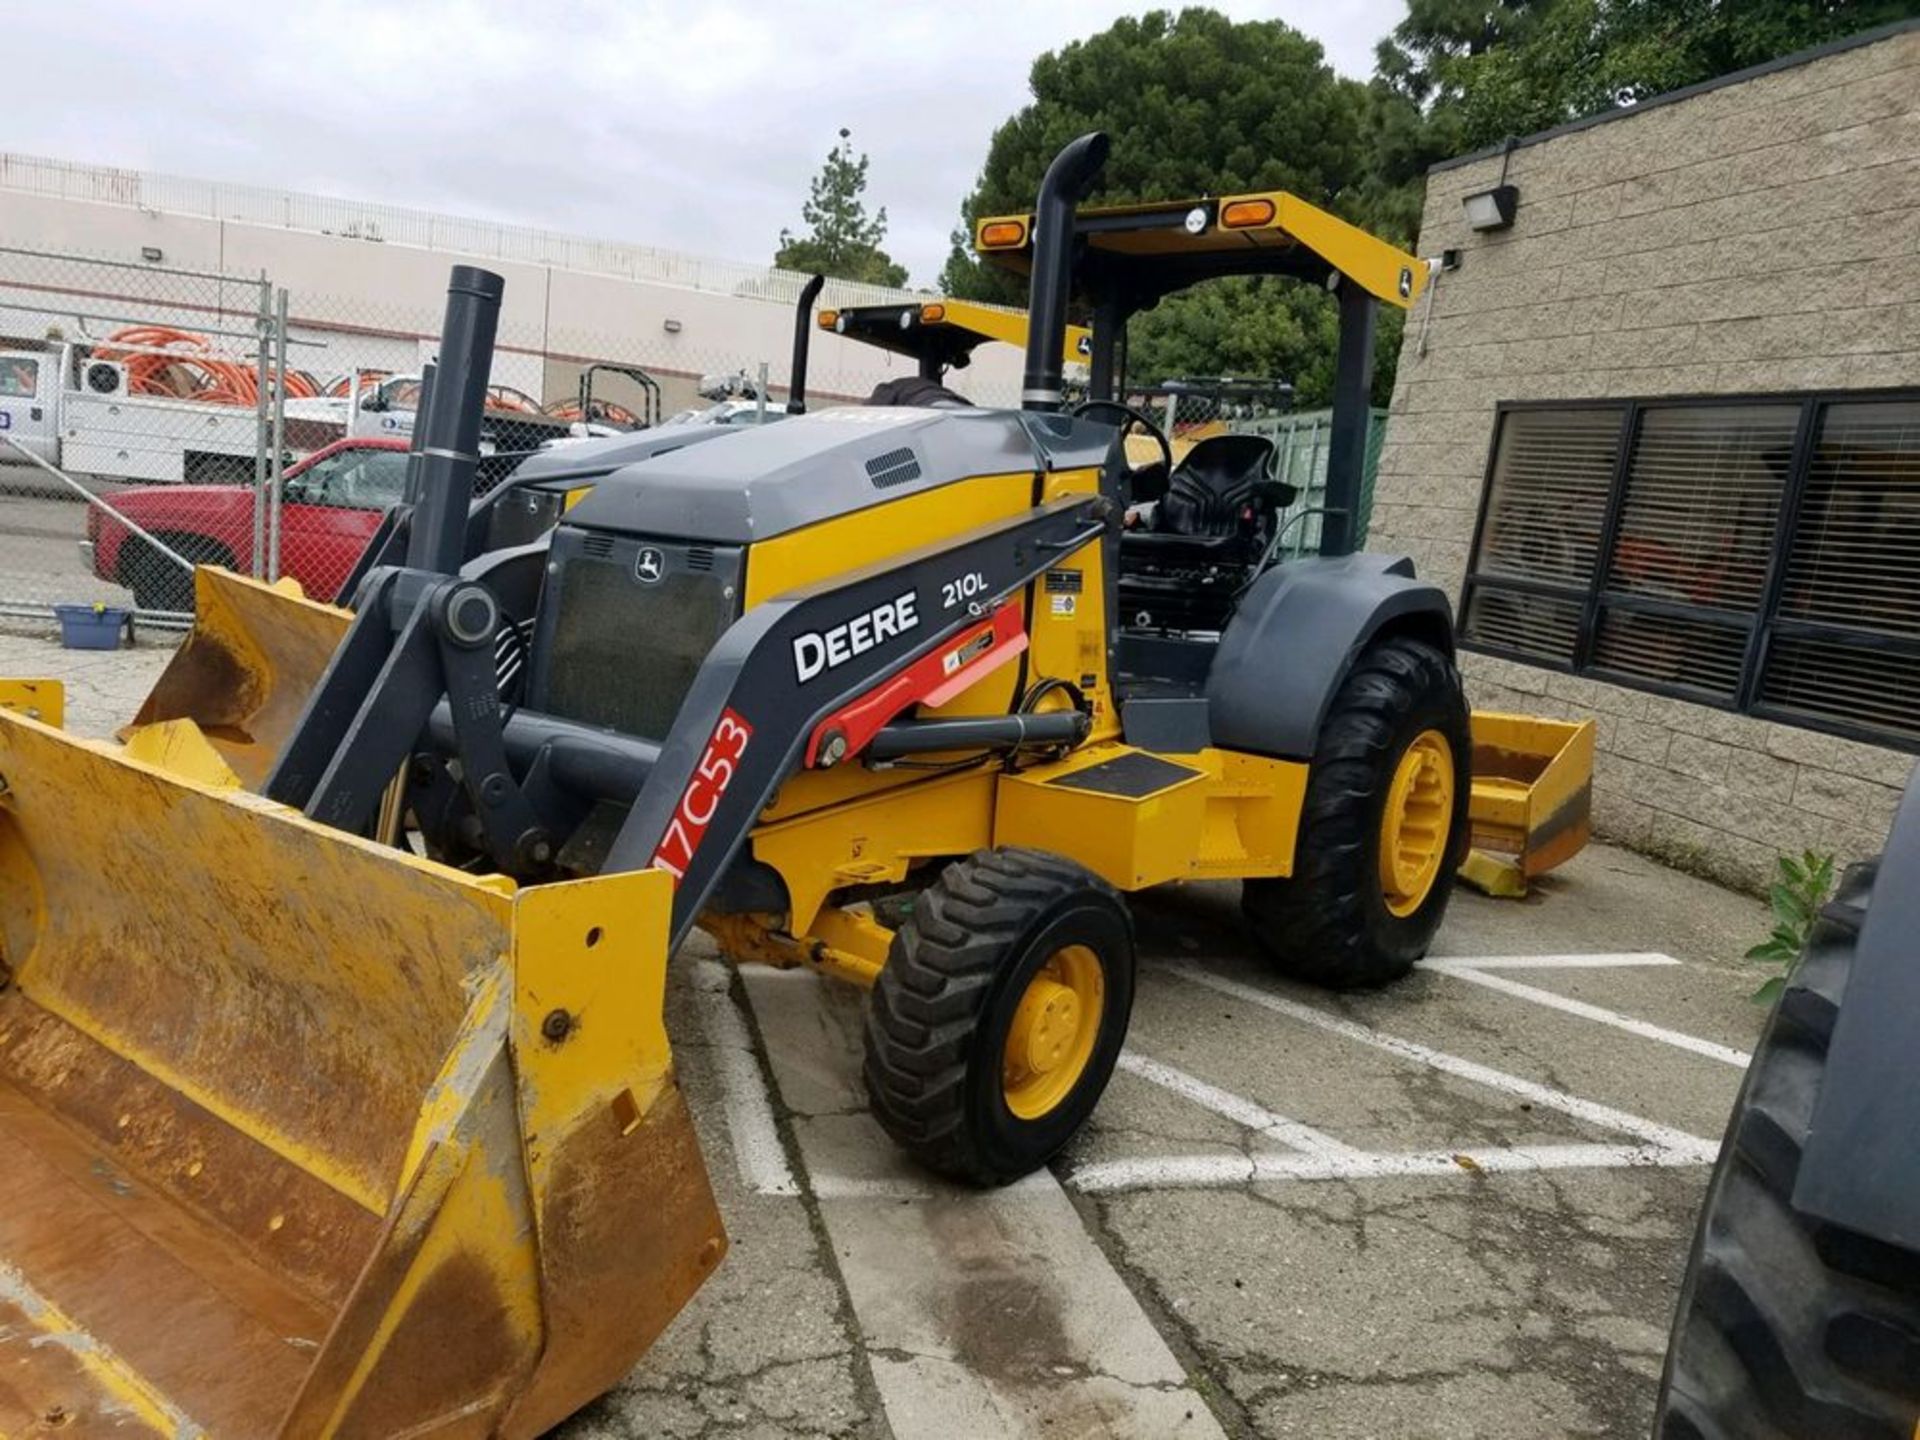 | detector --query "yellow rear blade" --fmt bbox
[1467,711,1596,880]
[0,709,723,1437]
